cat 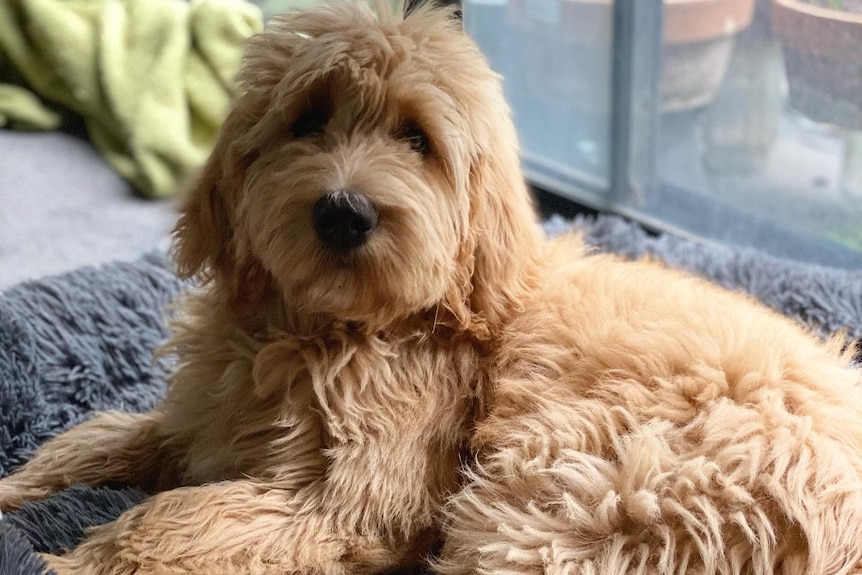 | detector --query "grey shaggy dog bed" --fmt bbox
[1,215,861,575]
